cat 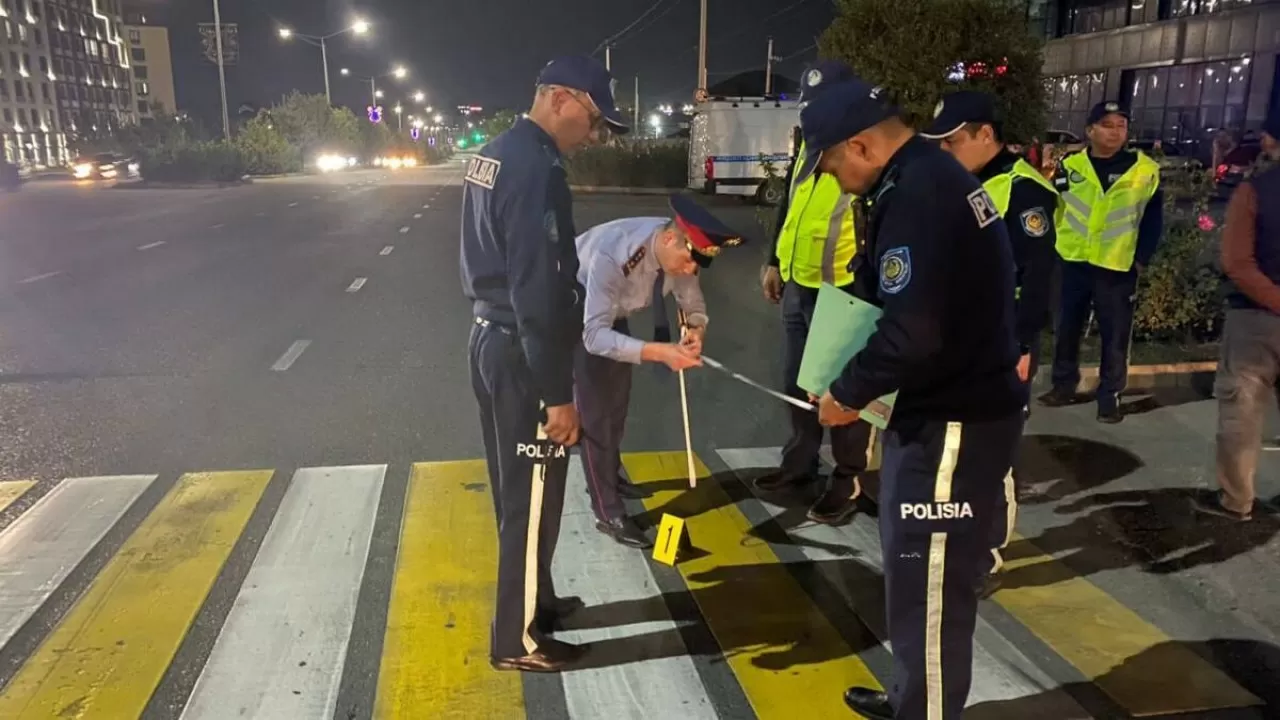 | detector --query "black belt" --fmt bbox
[474,316,515,335]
